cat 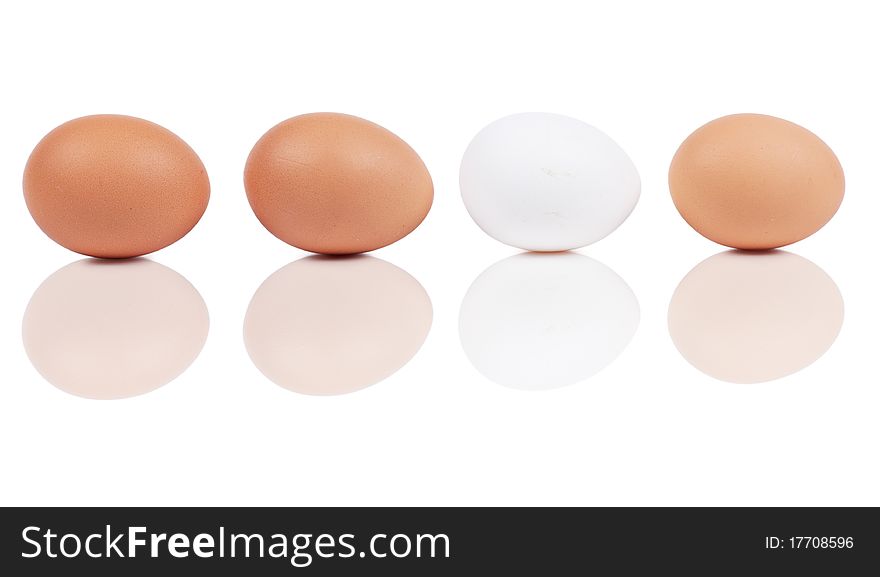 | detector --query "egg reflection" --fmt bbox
[459,252,640,390]
[668,250,843,383]
[244,256,432,395]
[22,259,209,399]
